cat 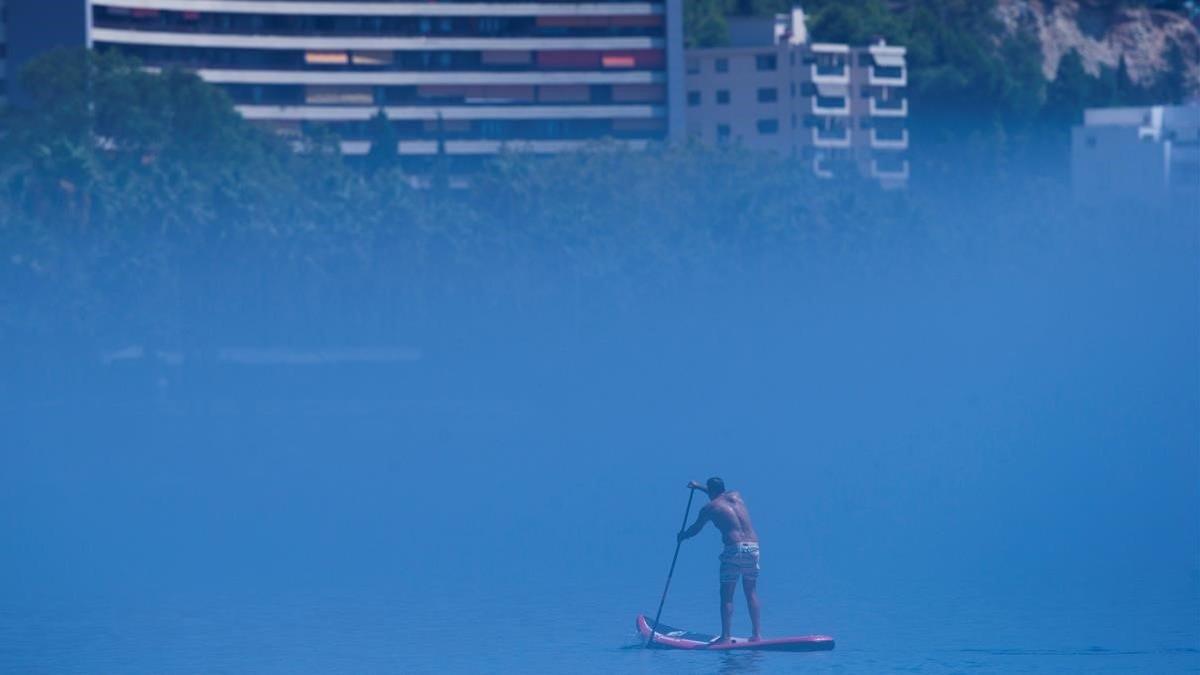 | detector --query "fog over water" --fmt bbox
[2,156,1198,673]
